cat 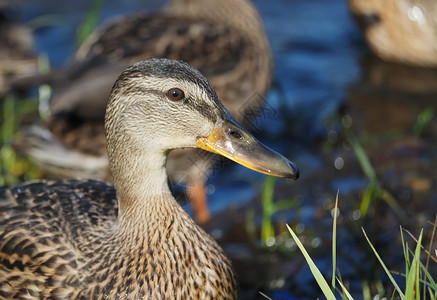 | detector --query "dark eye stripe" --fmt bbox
[186,99,218,123]
[166,87,218,123]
